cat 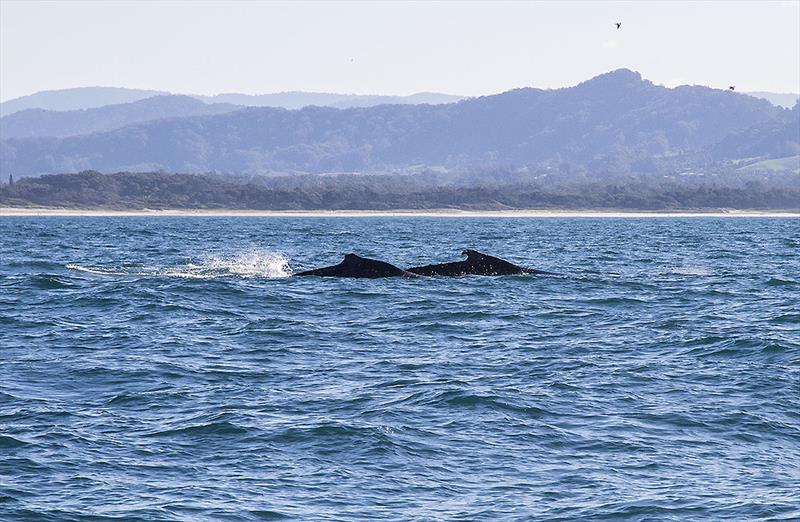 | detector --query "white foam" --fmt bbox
[202,250,292,278]
[67,250,292,279]
[66,264,128,276]
[670,266,711,276]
